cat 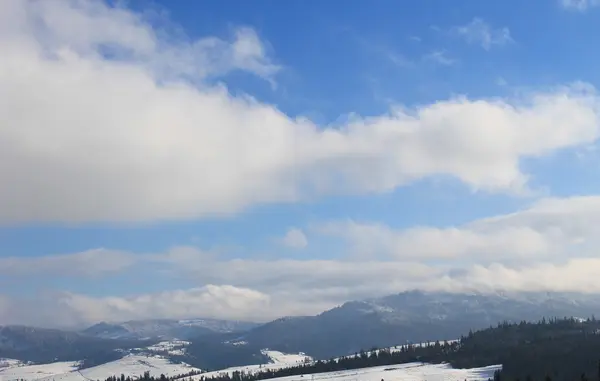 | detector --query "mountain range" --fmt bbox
[3,290,600,369]
[81,318,260,340]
